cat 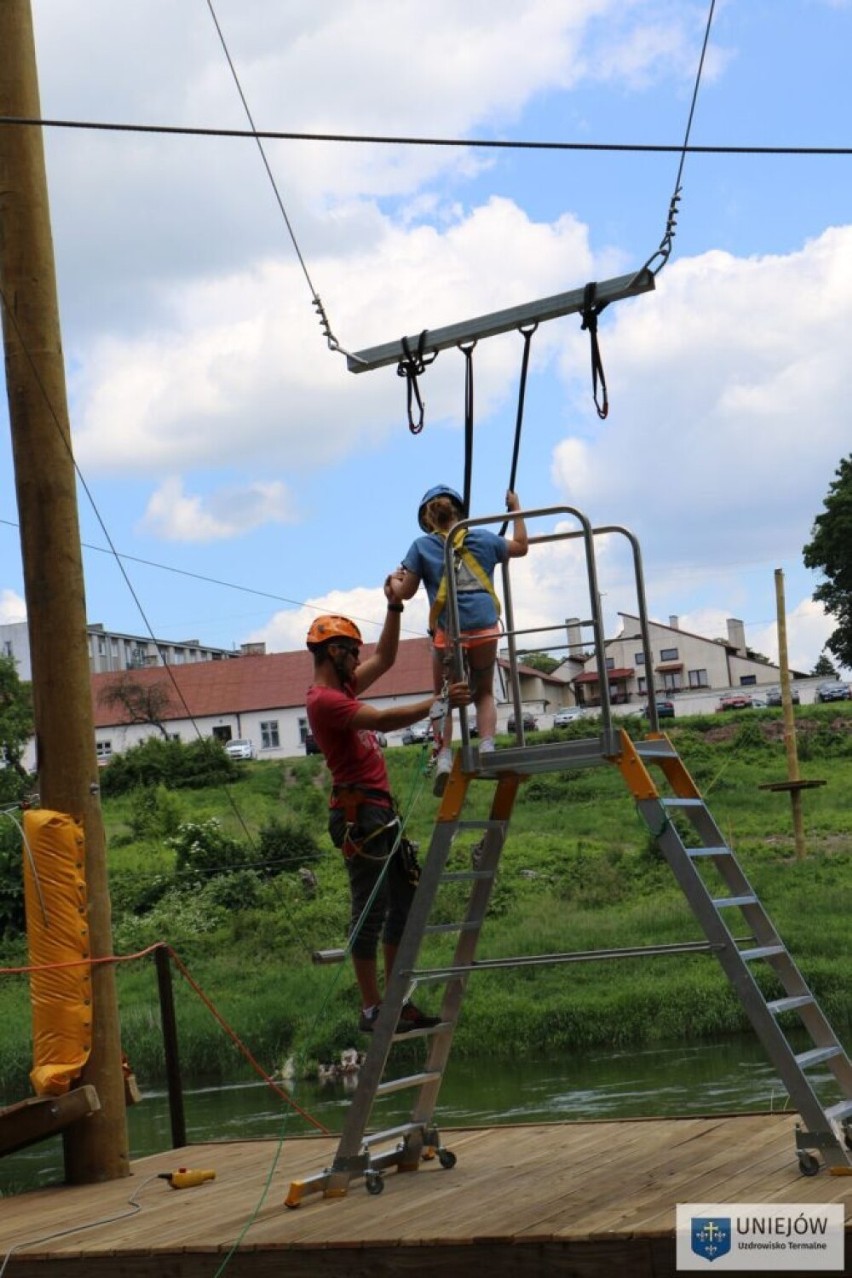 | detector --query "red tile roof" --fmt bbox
[92,637,435,728]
